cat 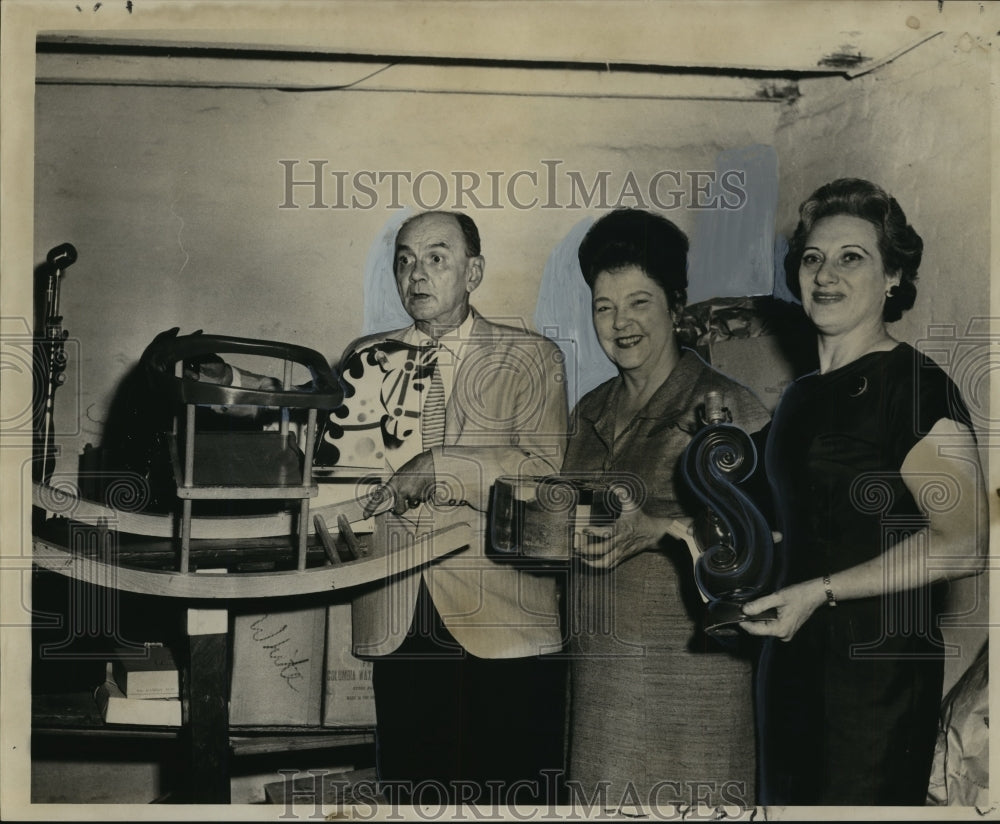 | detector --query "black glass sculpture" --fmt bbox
[681,391,777,635]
